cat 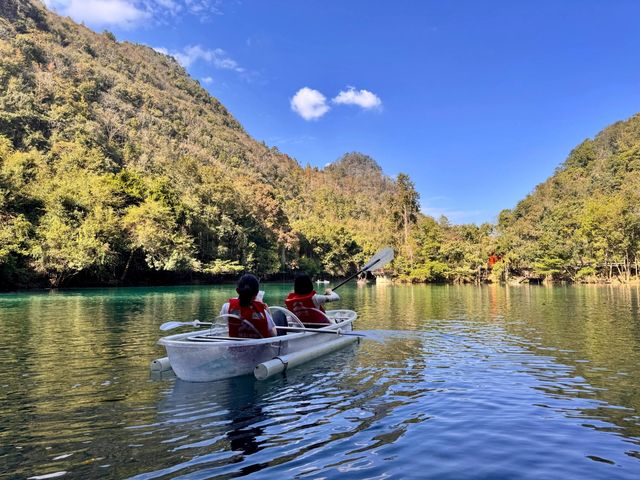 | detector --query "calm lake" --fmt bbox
[2,284,640,479]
